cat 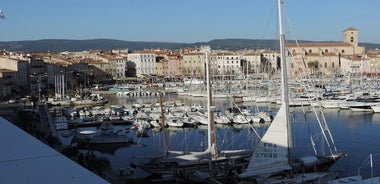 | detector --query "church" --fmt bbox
[286,27,374,77]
